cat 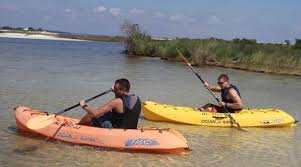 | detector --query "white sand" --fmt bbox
[0,33,86,41]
